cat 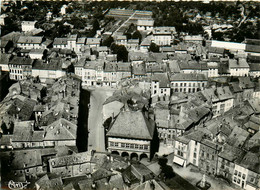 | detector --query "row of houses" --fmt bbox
[171,100,260,190]
[100,77,260,190]
[1,55,66,82]
[0,76,81,150]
